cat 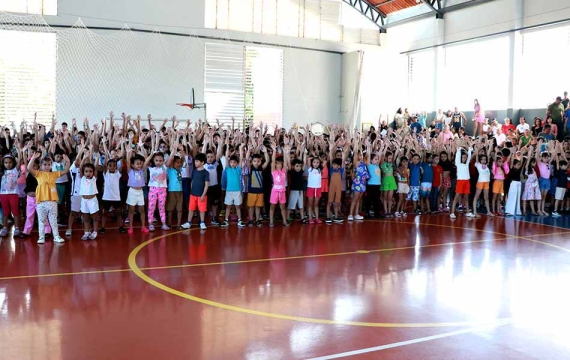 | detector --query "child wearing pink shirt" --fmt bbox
[269,142,290,228]
[491,156,509,215]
